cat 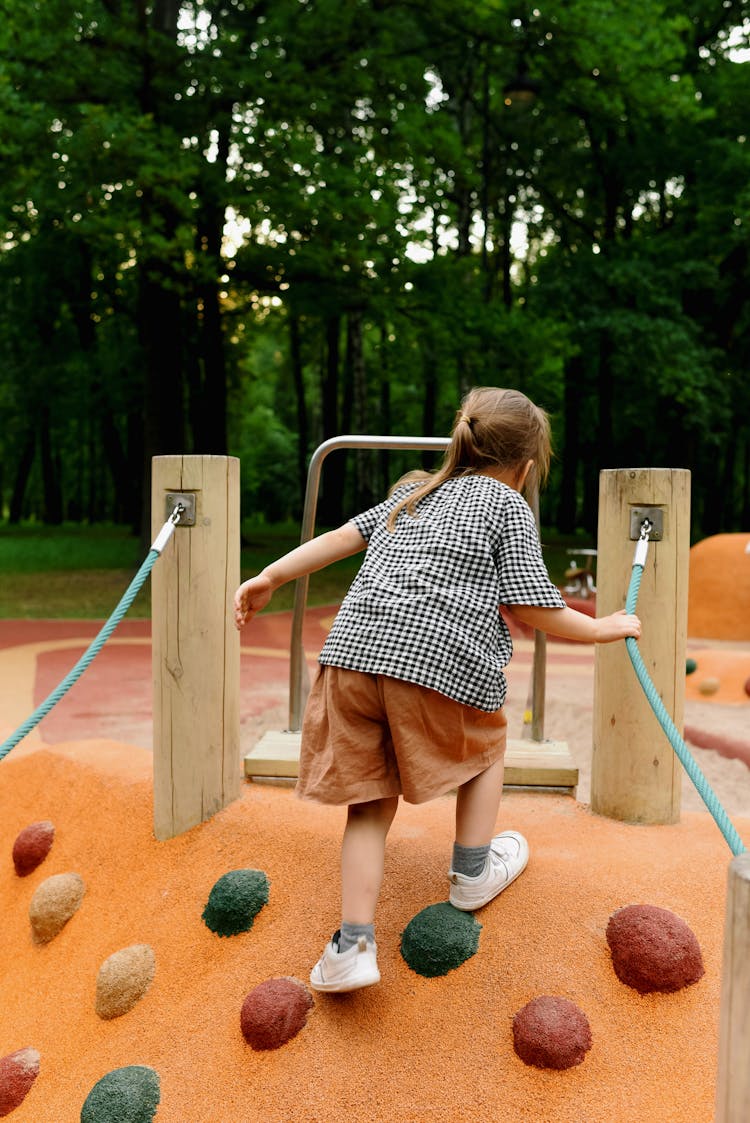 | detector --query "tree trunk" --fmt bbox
[421,343,438,470]
[597,329,615,469]
[9,429,36,524]
[717,419,739,531]
[138,269,186,533]
[348,311,374,510]
[289,313,308,510]
[39,407,63,525]
[378,326,392,494]
[557,355,583,532]
[318,315,344,526]
[70,237,136,525]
